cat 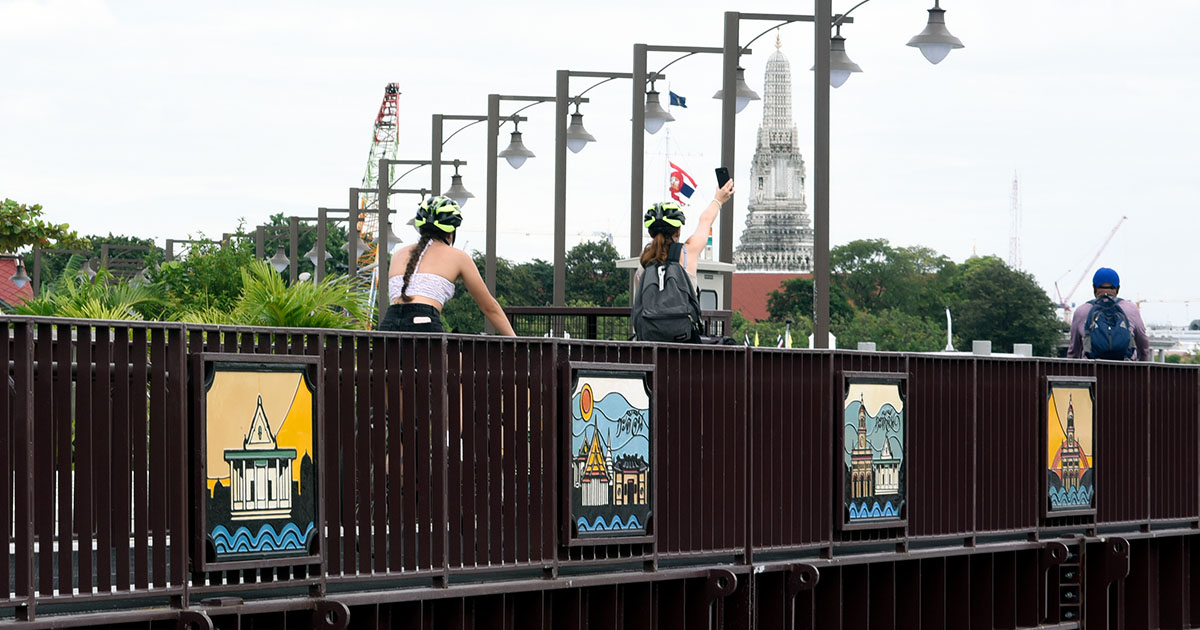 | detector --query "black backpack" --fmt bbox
[1083,296,1134,360]
[631,243,702,343]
